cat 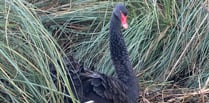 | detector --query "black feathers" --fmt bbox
[50,3,139,103]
